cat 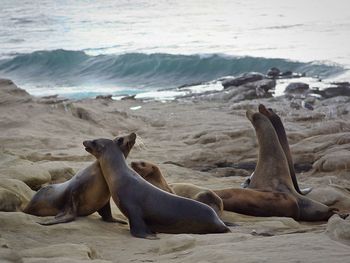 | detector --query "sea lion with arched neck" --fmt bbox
[84,138,230,239]
[246,109,337,221]
[23,133,137,225]
[243,104,312,195]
